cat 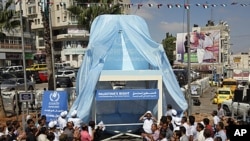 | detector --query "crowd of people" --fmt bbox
[139,104,238,141]
[0,110,104,141]
[0,103,240,141]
